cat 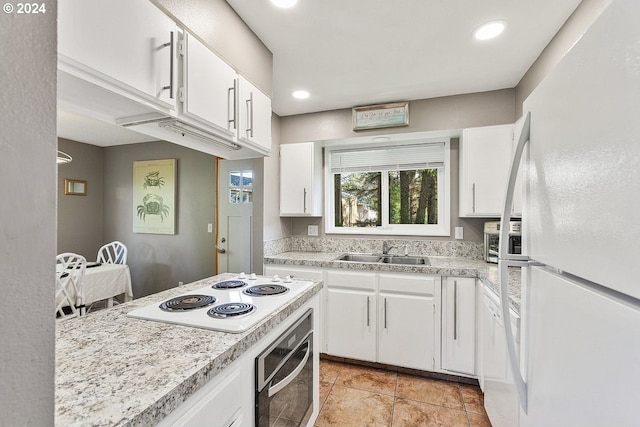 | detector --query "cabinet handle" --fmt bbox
[453,280,458,341]
[303,188,307,213]
[228,79,237,130]
[161,31,174,99]
[246,92,254,138]
[472,183,476,213]
[384,298,388,329]
[366,296,370,327]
